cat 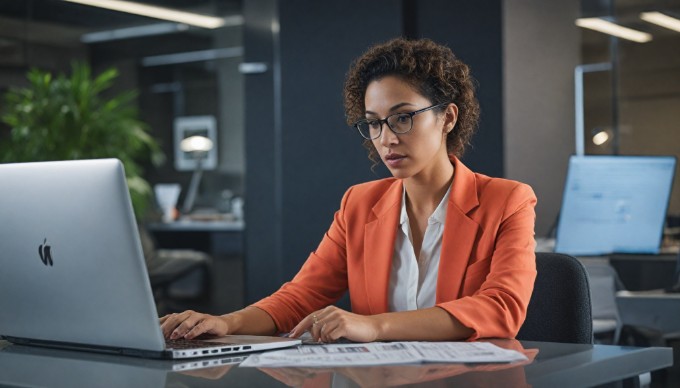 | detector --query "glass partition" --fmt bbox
[0,0,244,215]
[579,0,680,220]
